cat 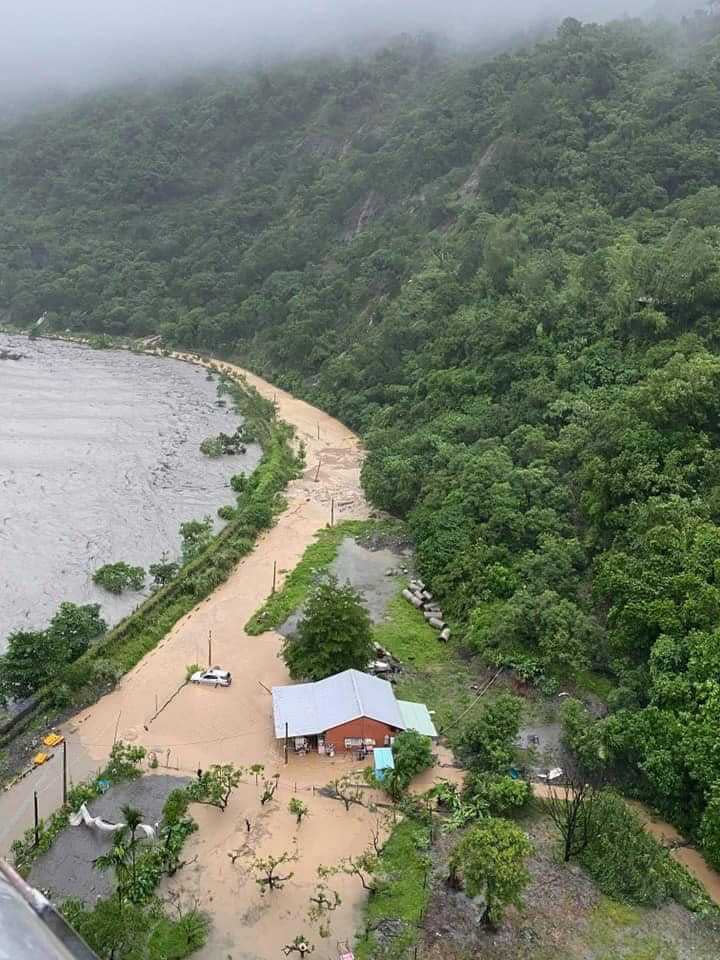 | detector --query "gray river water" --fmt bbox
[0,334,262,649]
